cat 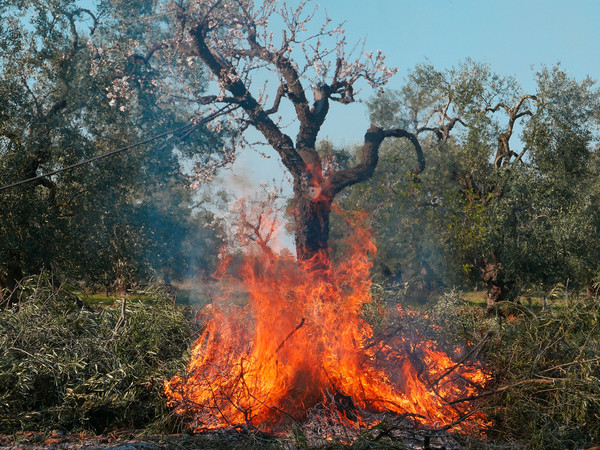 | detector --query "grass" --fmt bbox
[79,292,123,306]
[460,289,487,306]
[459,283,585,310]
